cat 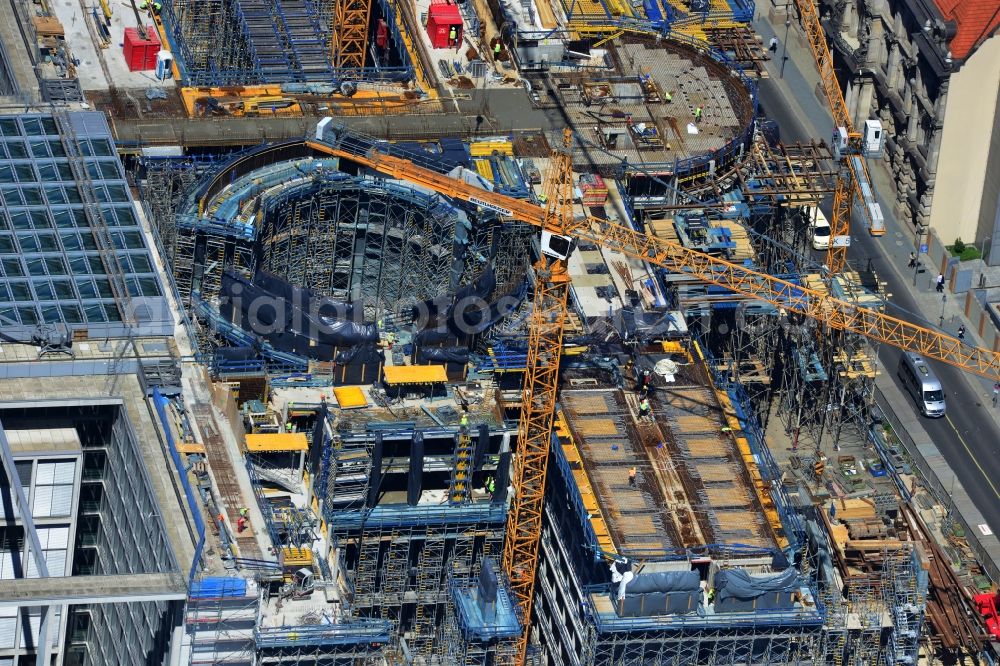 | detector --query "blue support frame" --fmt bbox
[161,0,415,86]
